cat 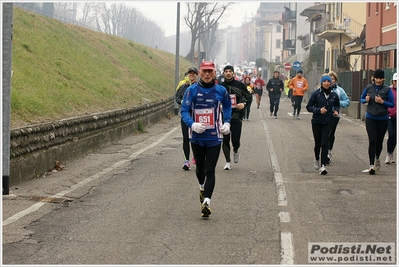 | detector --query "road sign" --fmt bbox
[292,61,302,70]
[284,63,291,71]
